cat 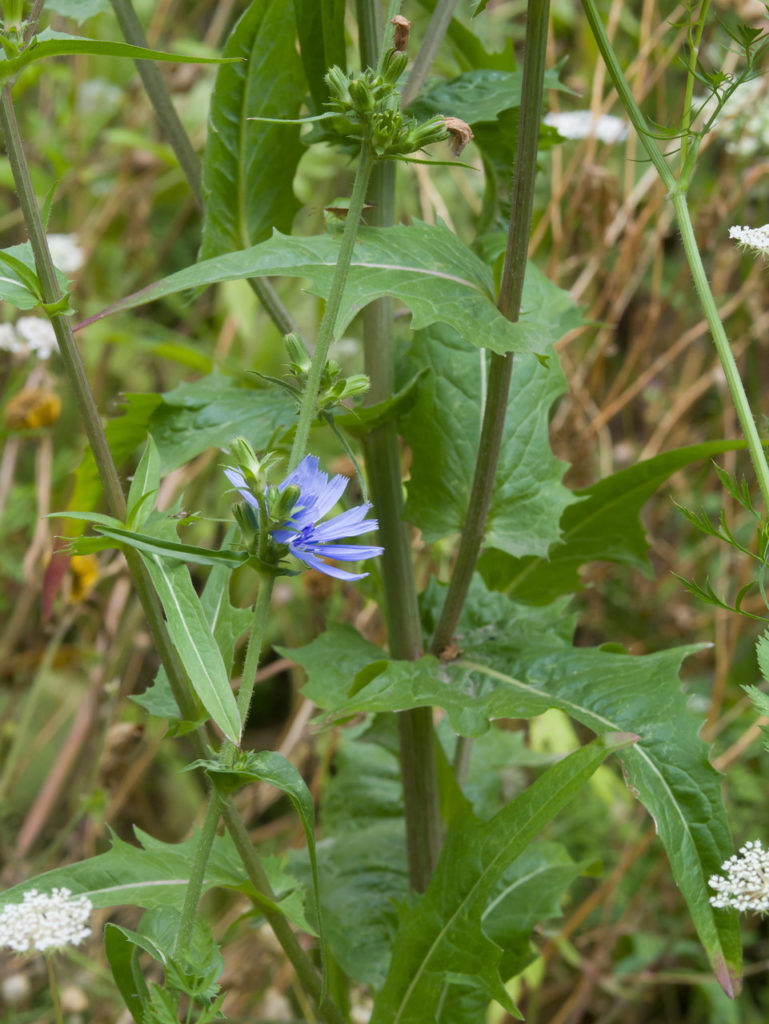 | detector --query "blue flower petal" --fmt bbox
[311,505,378,541]
[299,543,383,561]
[224,466,260,508]
[292,548,369,581]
